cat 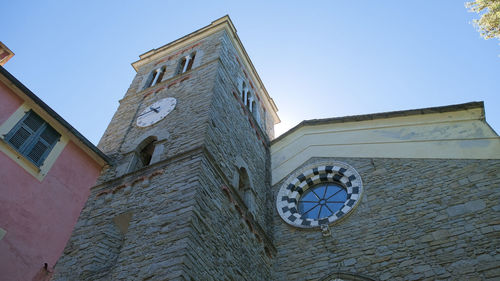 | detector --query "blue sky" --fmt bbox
[2,1,499,144]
